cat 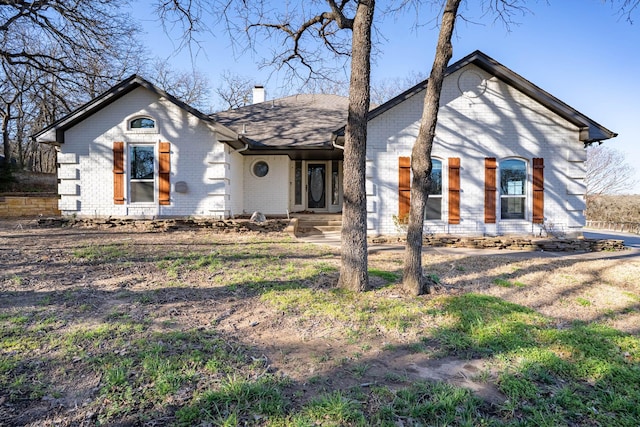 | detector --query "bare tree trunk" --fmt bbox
[338,0,375,292]
[403,0,462,295]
